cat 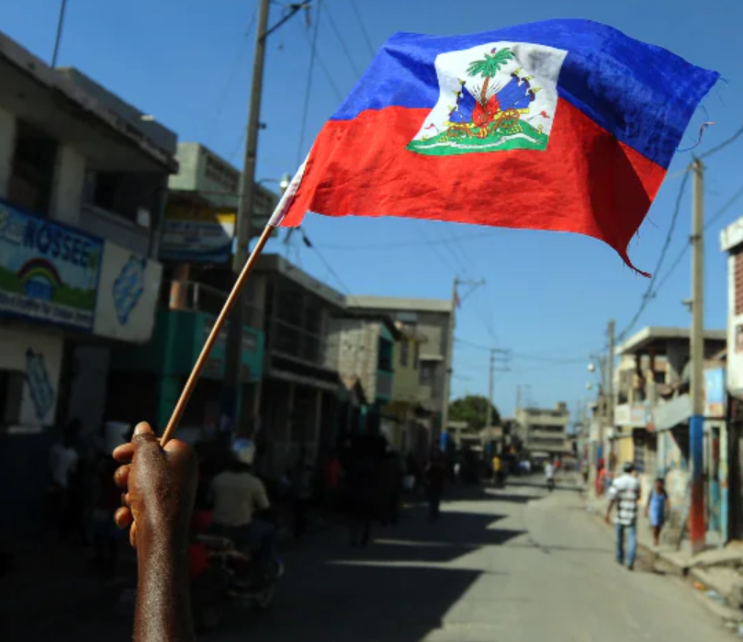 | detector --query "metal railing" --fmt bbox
[161,279,263,328]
